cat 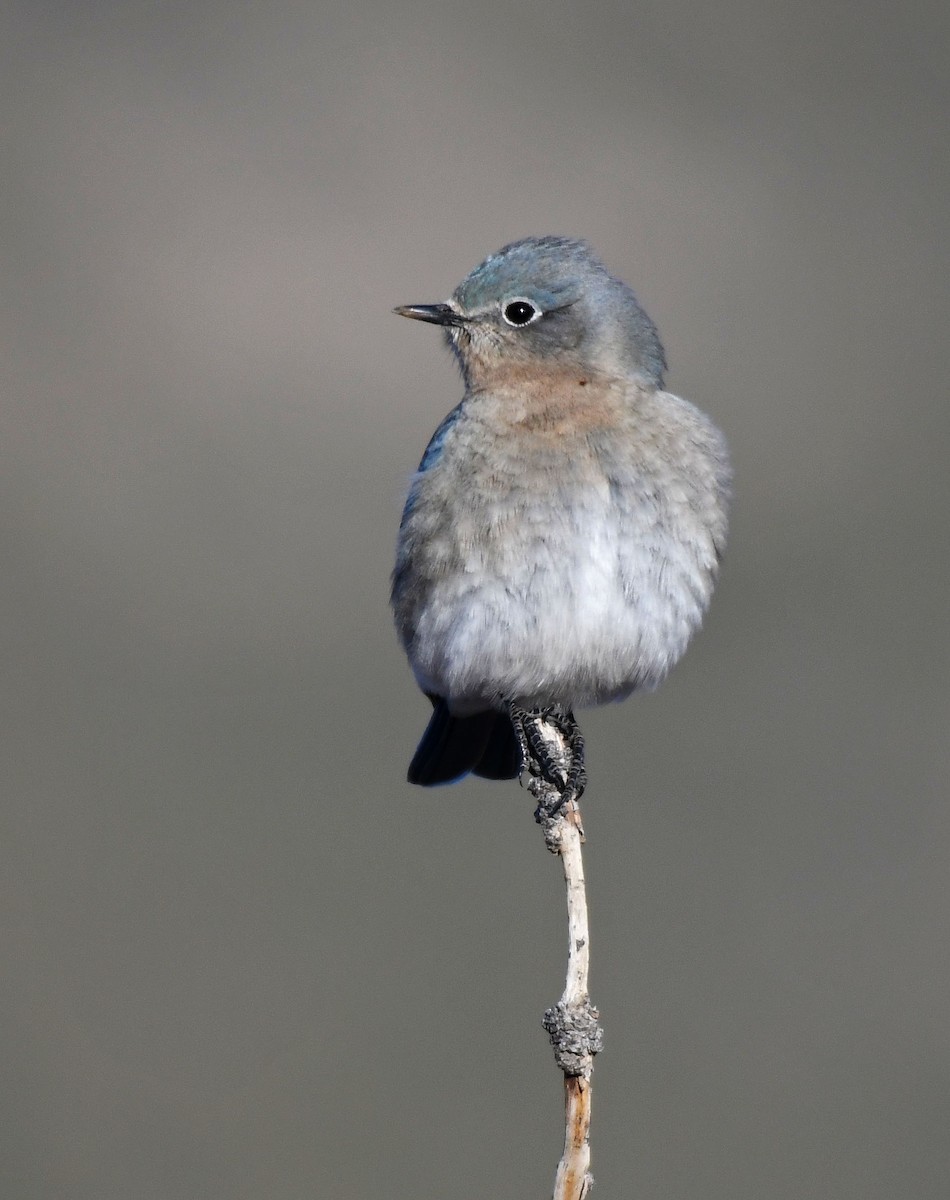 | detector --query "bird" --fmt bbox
[391,236,731,803]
